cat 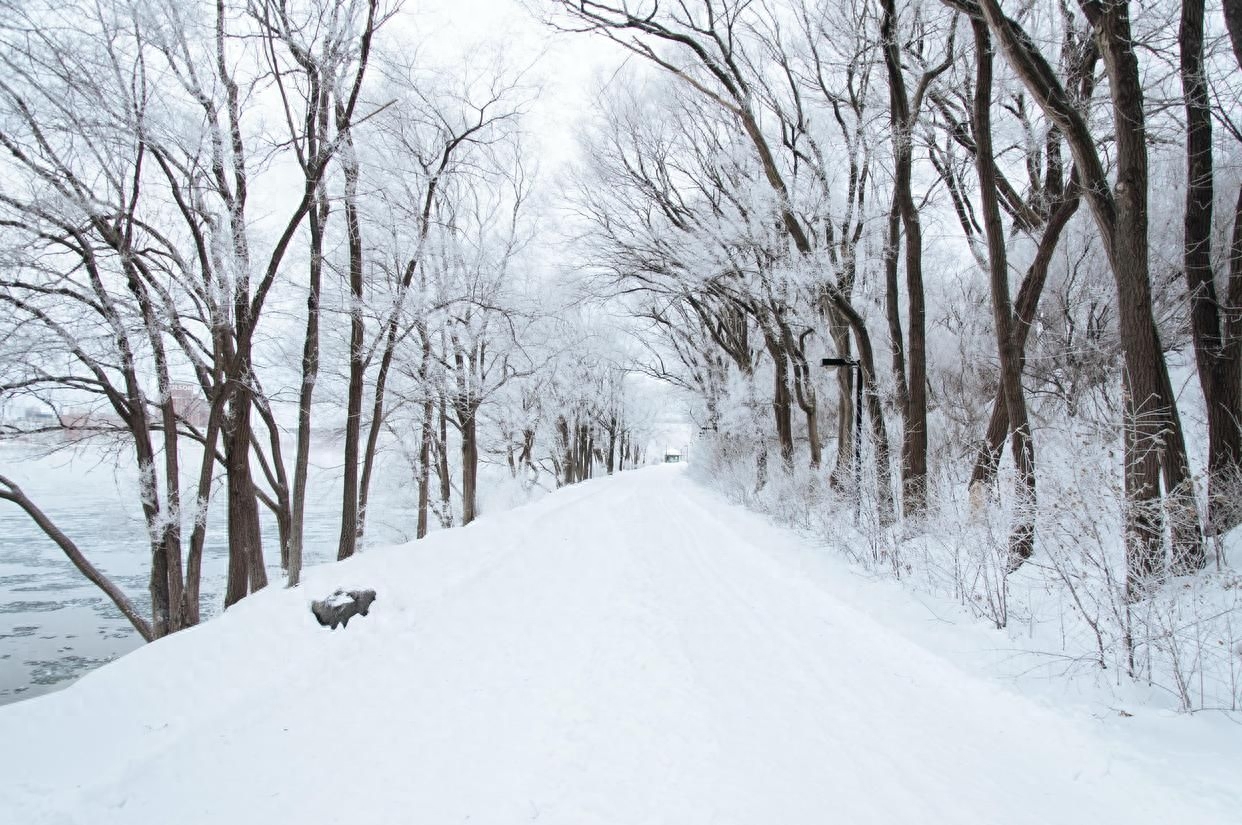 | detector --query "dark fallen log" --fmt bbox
[310,589,377,630]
